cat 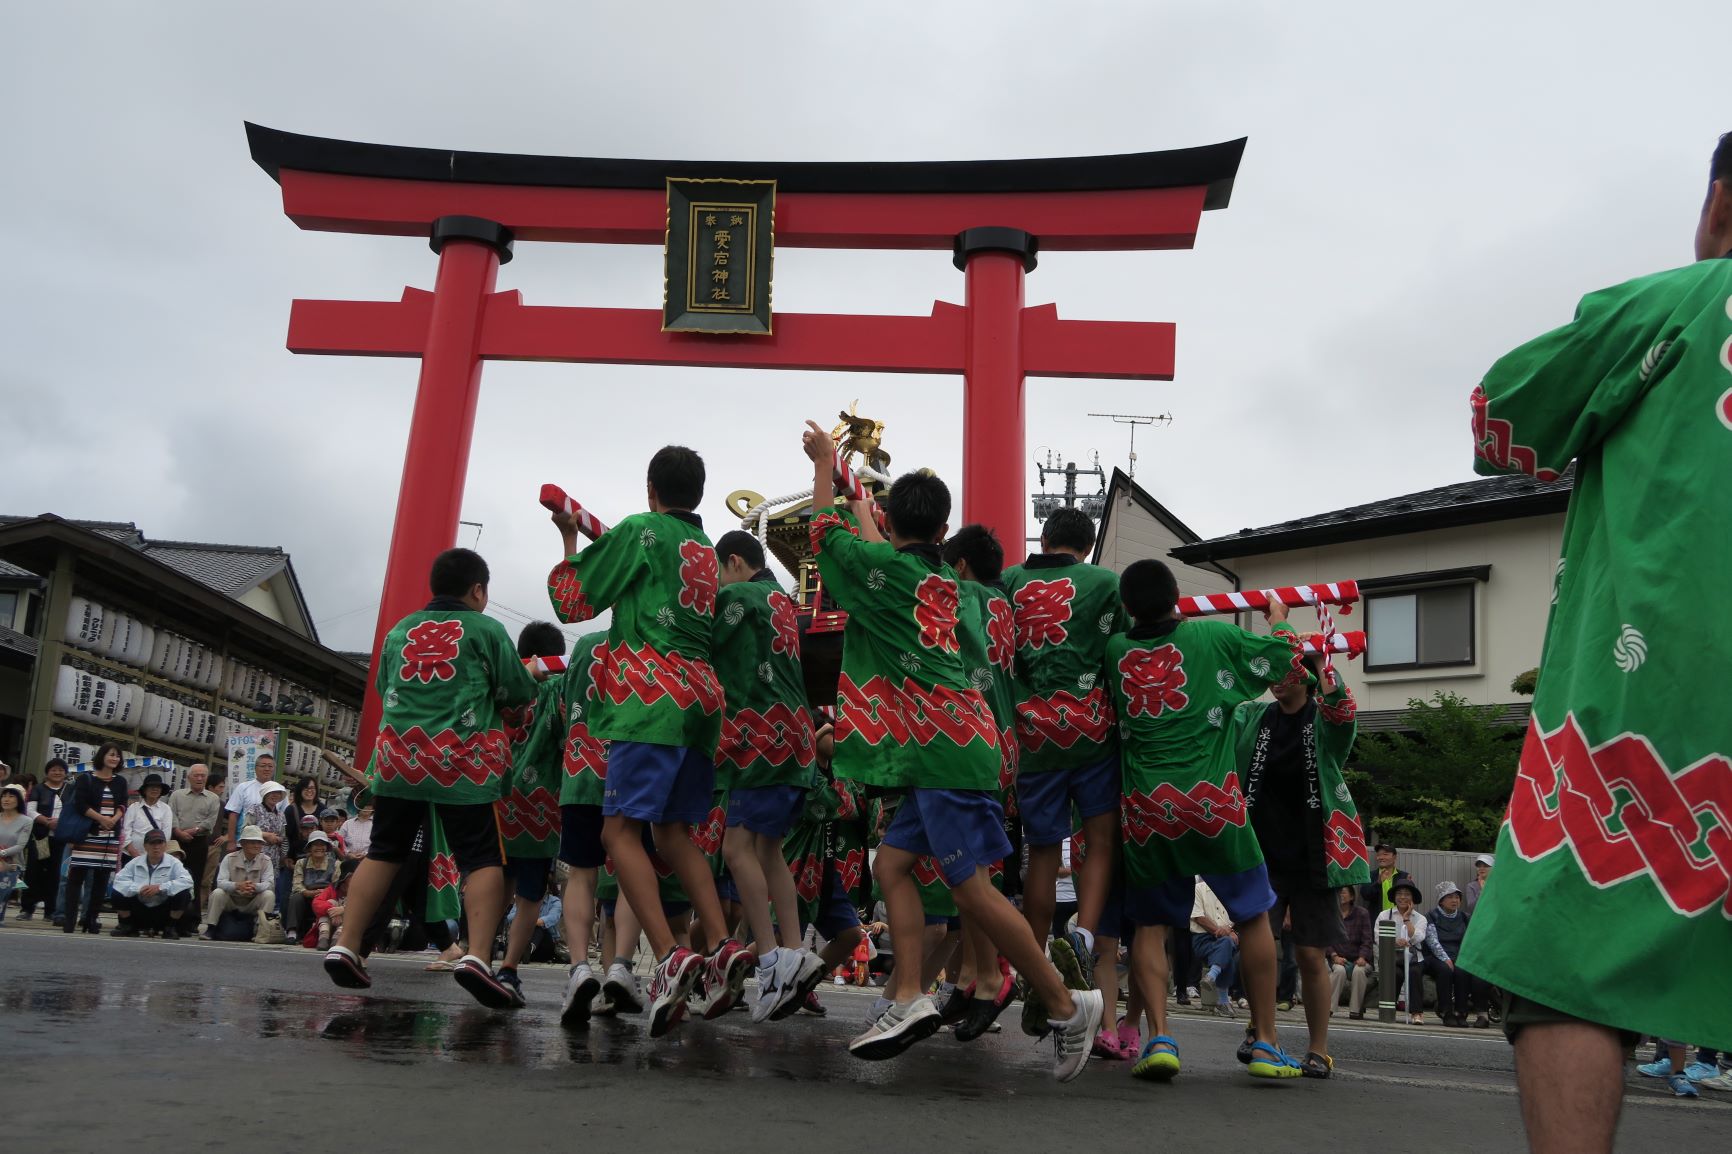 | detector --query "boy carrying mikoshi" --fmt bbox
[801,421,1103,1081]
[710,529,827,1022]
[544,446,749,1037]
[1106,559,1307,1083]
[1000,507,1128,1030]
[323,548,548,1008]
[492,620,571,1009]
